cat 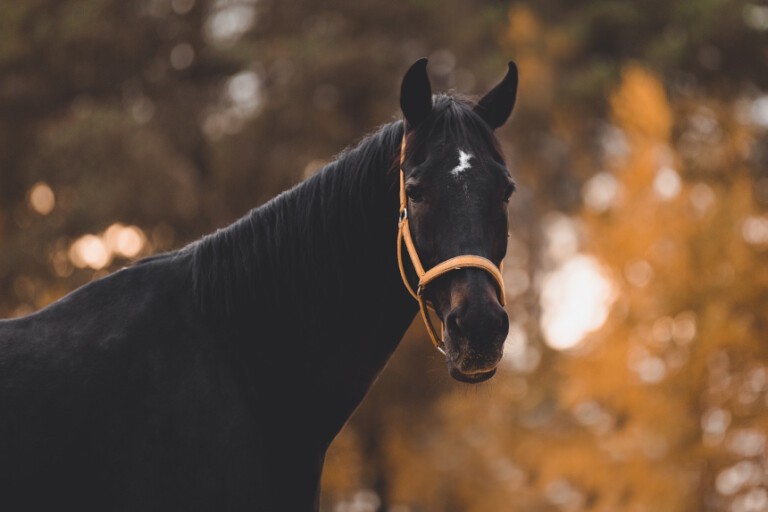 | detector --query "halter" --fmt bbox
[397,135,507,354]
